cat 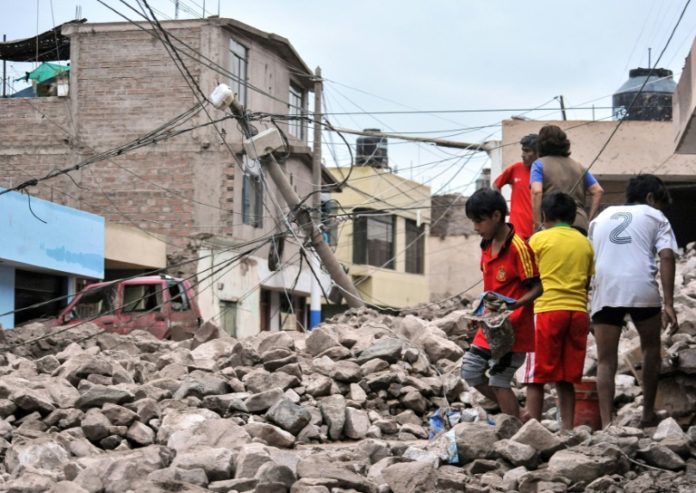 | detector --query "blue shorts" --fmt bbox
[461,345,526,388]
